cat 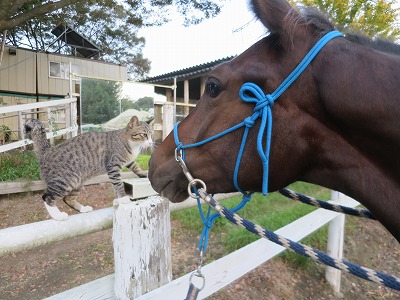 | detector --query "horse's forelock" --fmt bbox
[296,6,335,33]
